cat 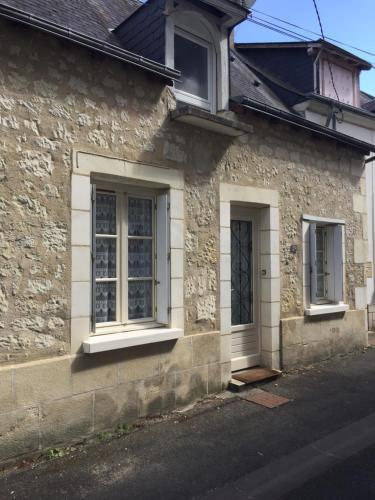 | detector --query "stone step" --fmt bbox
[228,367,281,392]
